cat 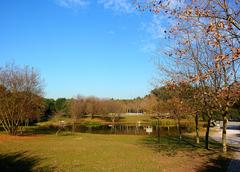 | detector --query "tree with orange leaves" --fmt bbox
[136,0,240,152]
